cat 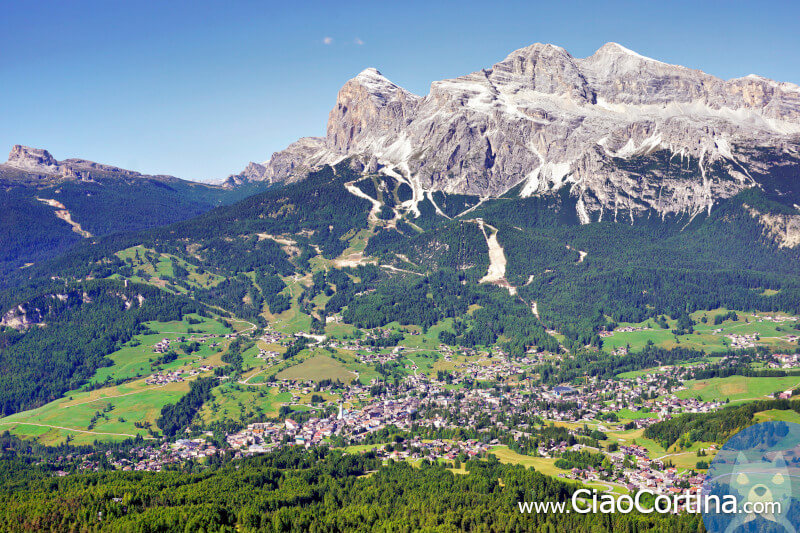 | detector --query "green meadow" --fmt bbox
[276,354,358,383]
[674,375,800,403]
[602,309,799,353]
[114,245,226,291]
[0,379,194,445]
[754,409,800,424]
[90,314,230,384]
[199,385,292,423]
[266,275,313,334]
